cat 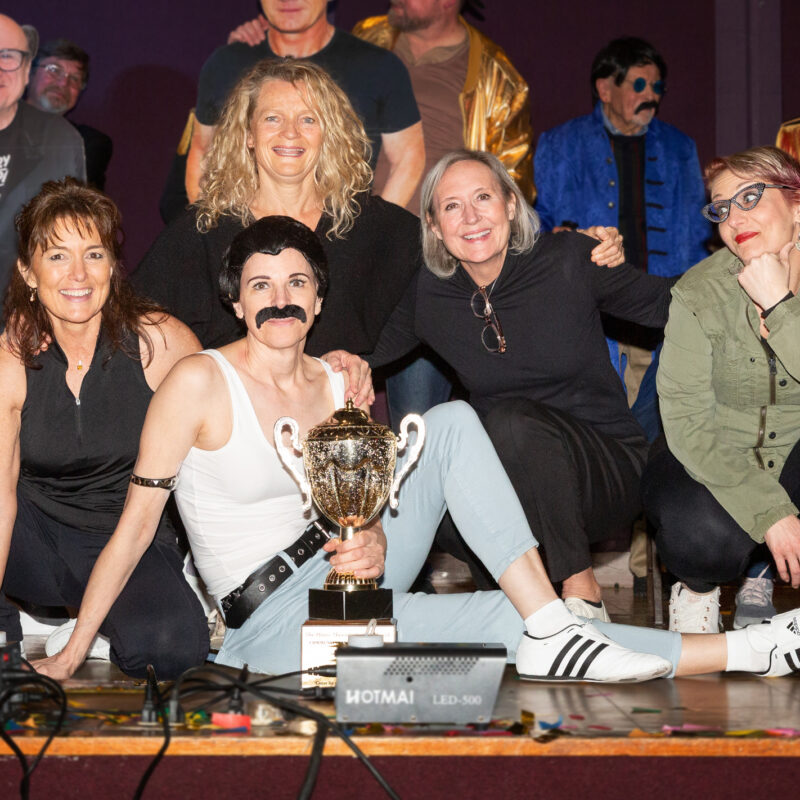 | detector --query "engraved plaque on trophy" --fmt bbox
[274,400,425,620]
